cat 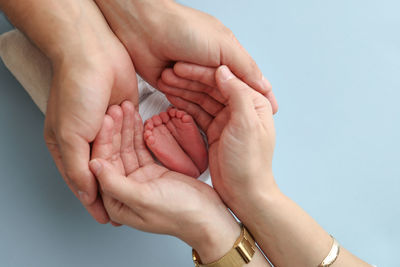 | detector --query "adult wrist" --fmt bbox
[222,172,281,216]
[179,199,241,265]
[191,220,241,264]
[93,0,178,41]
